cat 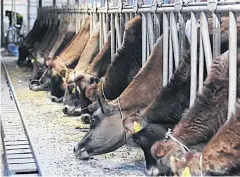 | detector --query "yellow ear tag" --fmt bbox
[133,121,142,133]
[37,58,40,62]
[181,166,191,177]
[31,59,34,63]
[72,88,76,94]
